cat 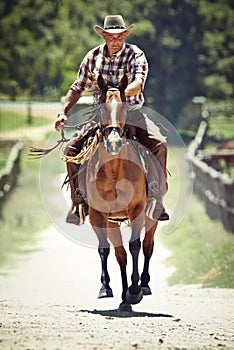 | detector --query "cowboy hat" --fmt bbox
[94,15,134,36]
